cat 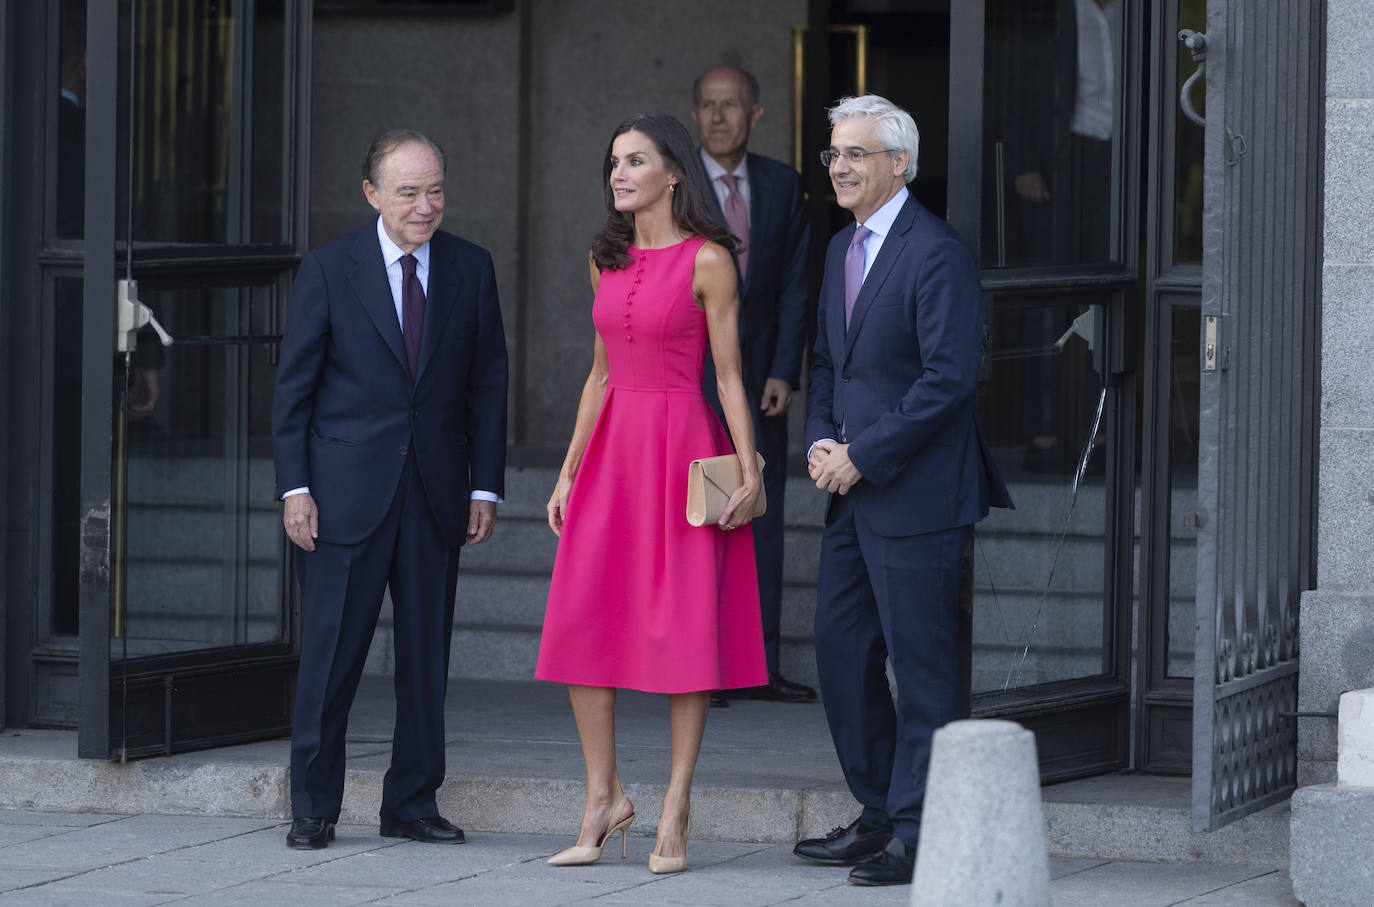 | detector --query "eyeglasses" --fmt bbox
[819,148,901,167]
